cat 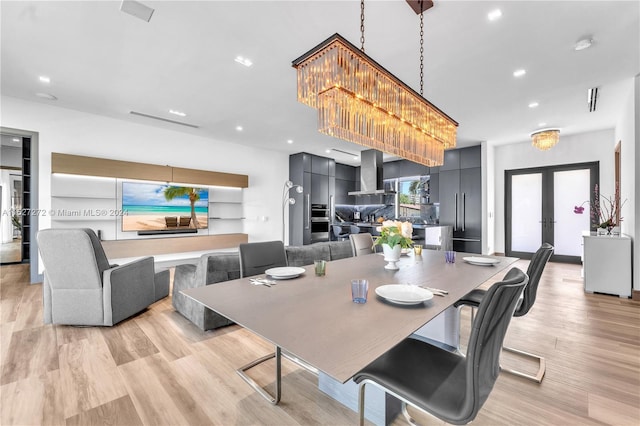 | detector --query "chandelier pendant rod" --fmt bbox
[360,0,365,52]
[420,11,424,96]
